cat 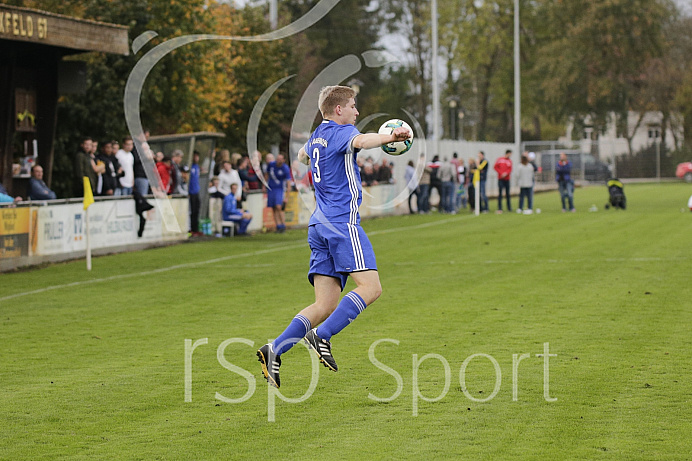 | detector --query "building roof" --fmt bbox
[0,4,129,55]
